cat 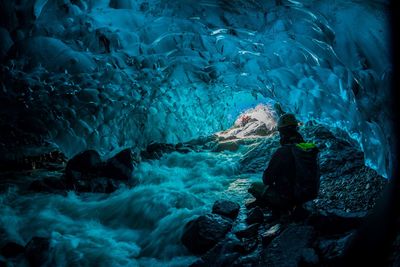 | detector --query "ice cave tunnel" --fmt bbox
[0,0,399,266]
